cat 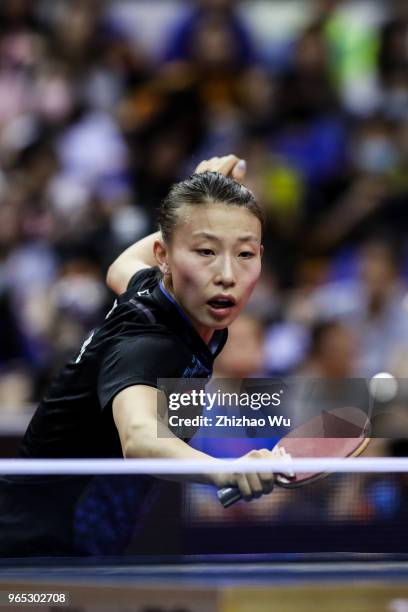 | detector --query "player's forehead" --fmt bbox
[173,202,262,243]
